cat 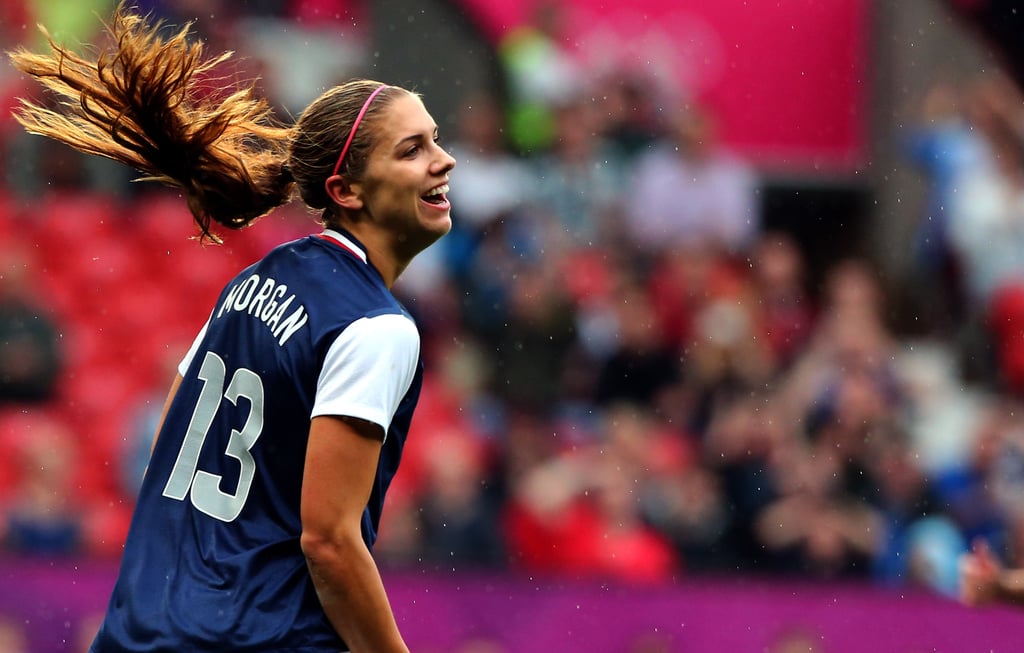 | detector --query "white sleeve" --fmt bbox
[177,320,210,377]
[311,313,420,439]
